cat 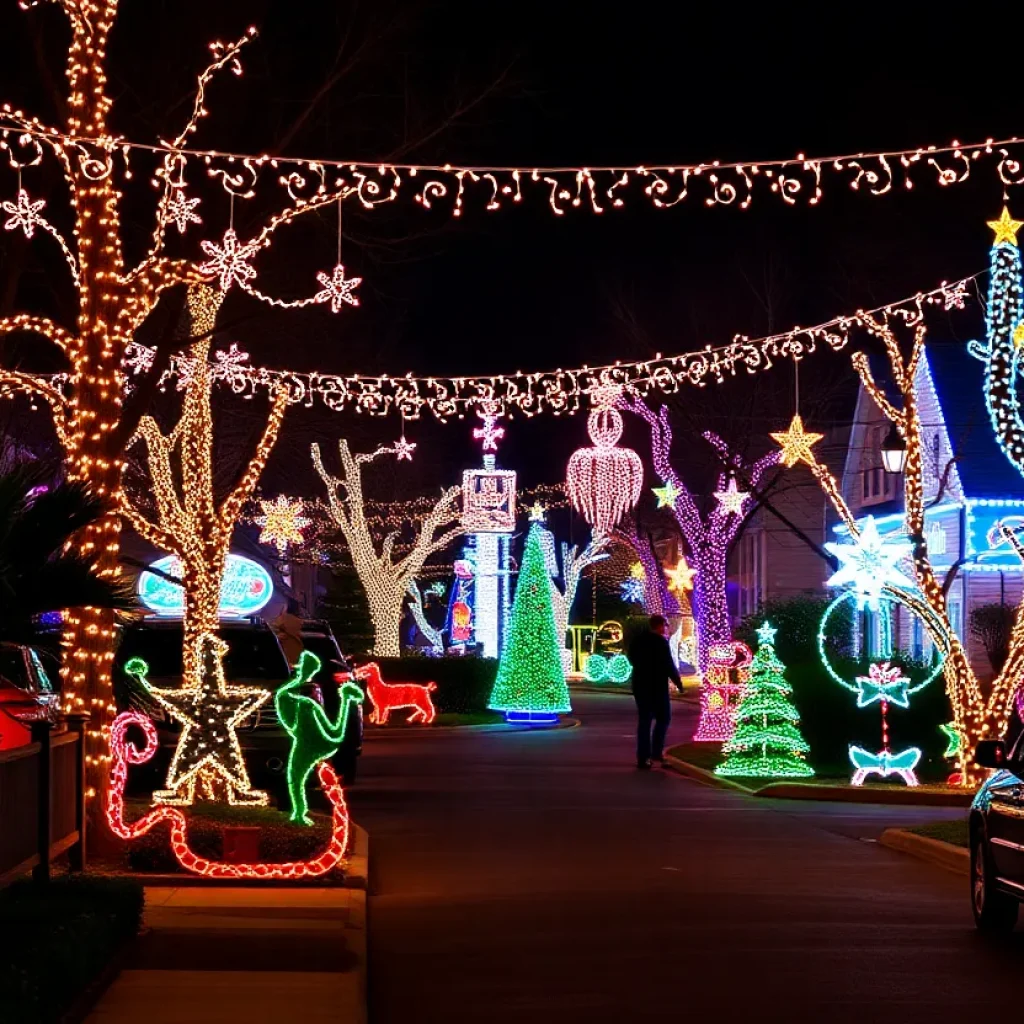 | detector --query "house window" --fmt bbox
[912,616,923,660]
[948,599,962,641]
[931,433,941,478]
